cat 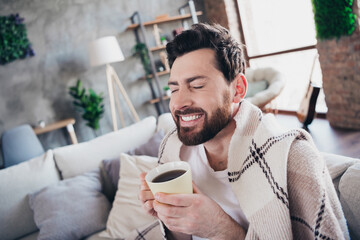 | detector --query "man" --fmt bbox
[139,23,349,240]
